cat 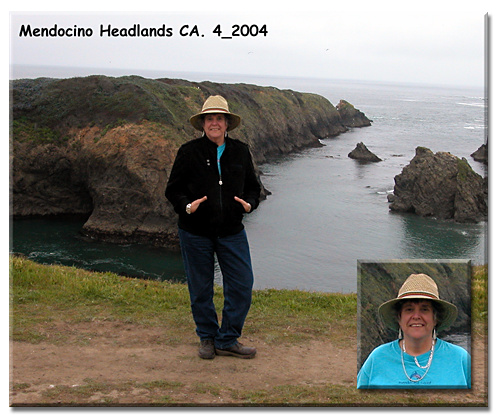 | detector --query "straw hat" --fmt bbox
[190,95,241,132]
[378,273,458,332]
